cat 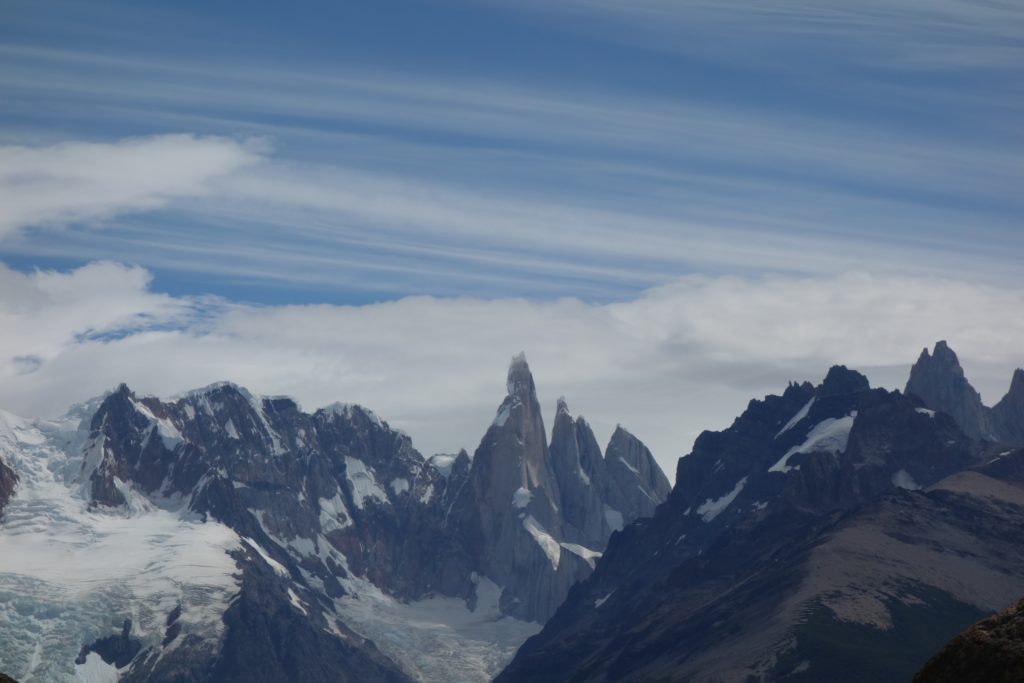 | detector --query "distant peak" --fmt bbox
[1009,368,1024,395]
[931,340,961,365]
[174,380,254,402]
[556,396,570,414]
[909,341,966,381]
[506,352,536,399]
[610,423,634,441]
[818,365,870,397]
